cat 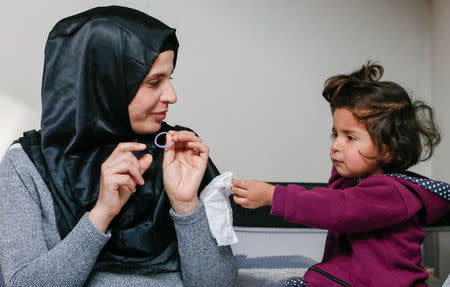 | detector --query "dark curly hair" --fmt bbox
[322,62,441,173]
